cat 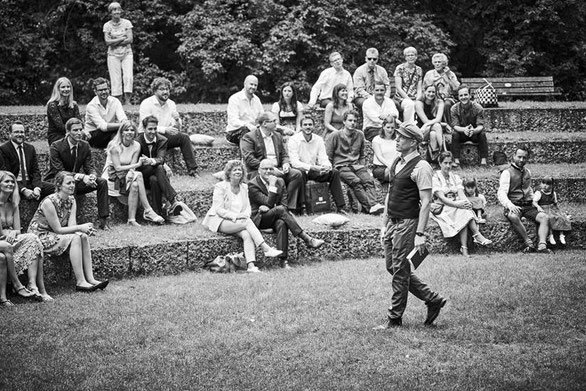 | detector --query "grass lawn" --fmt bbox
[1,251,585,390]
